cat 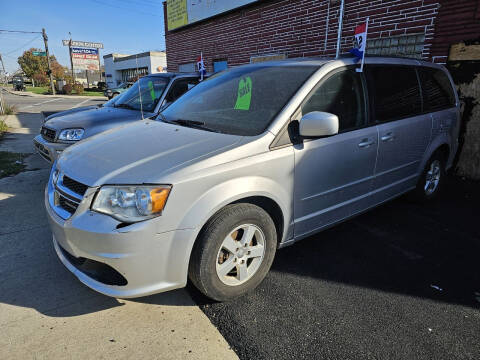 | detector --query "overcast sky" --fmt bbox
[0,0,166,73]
